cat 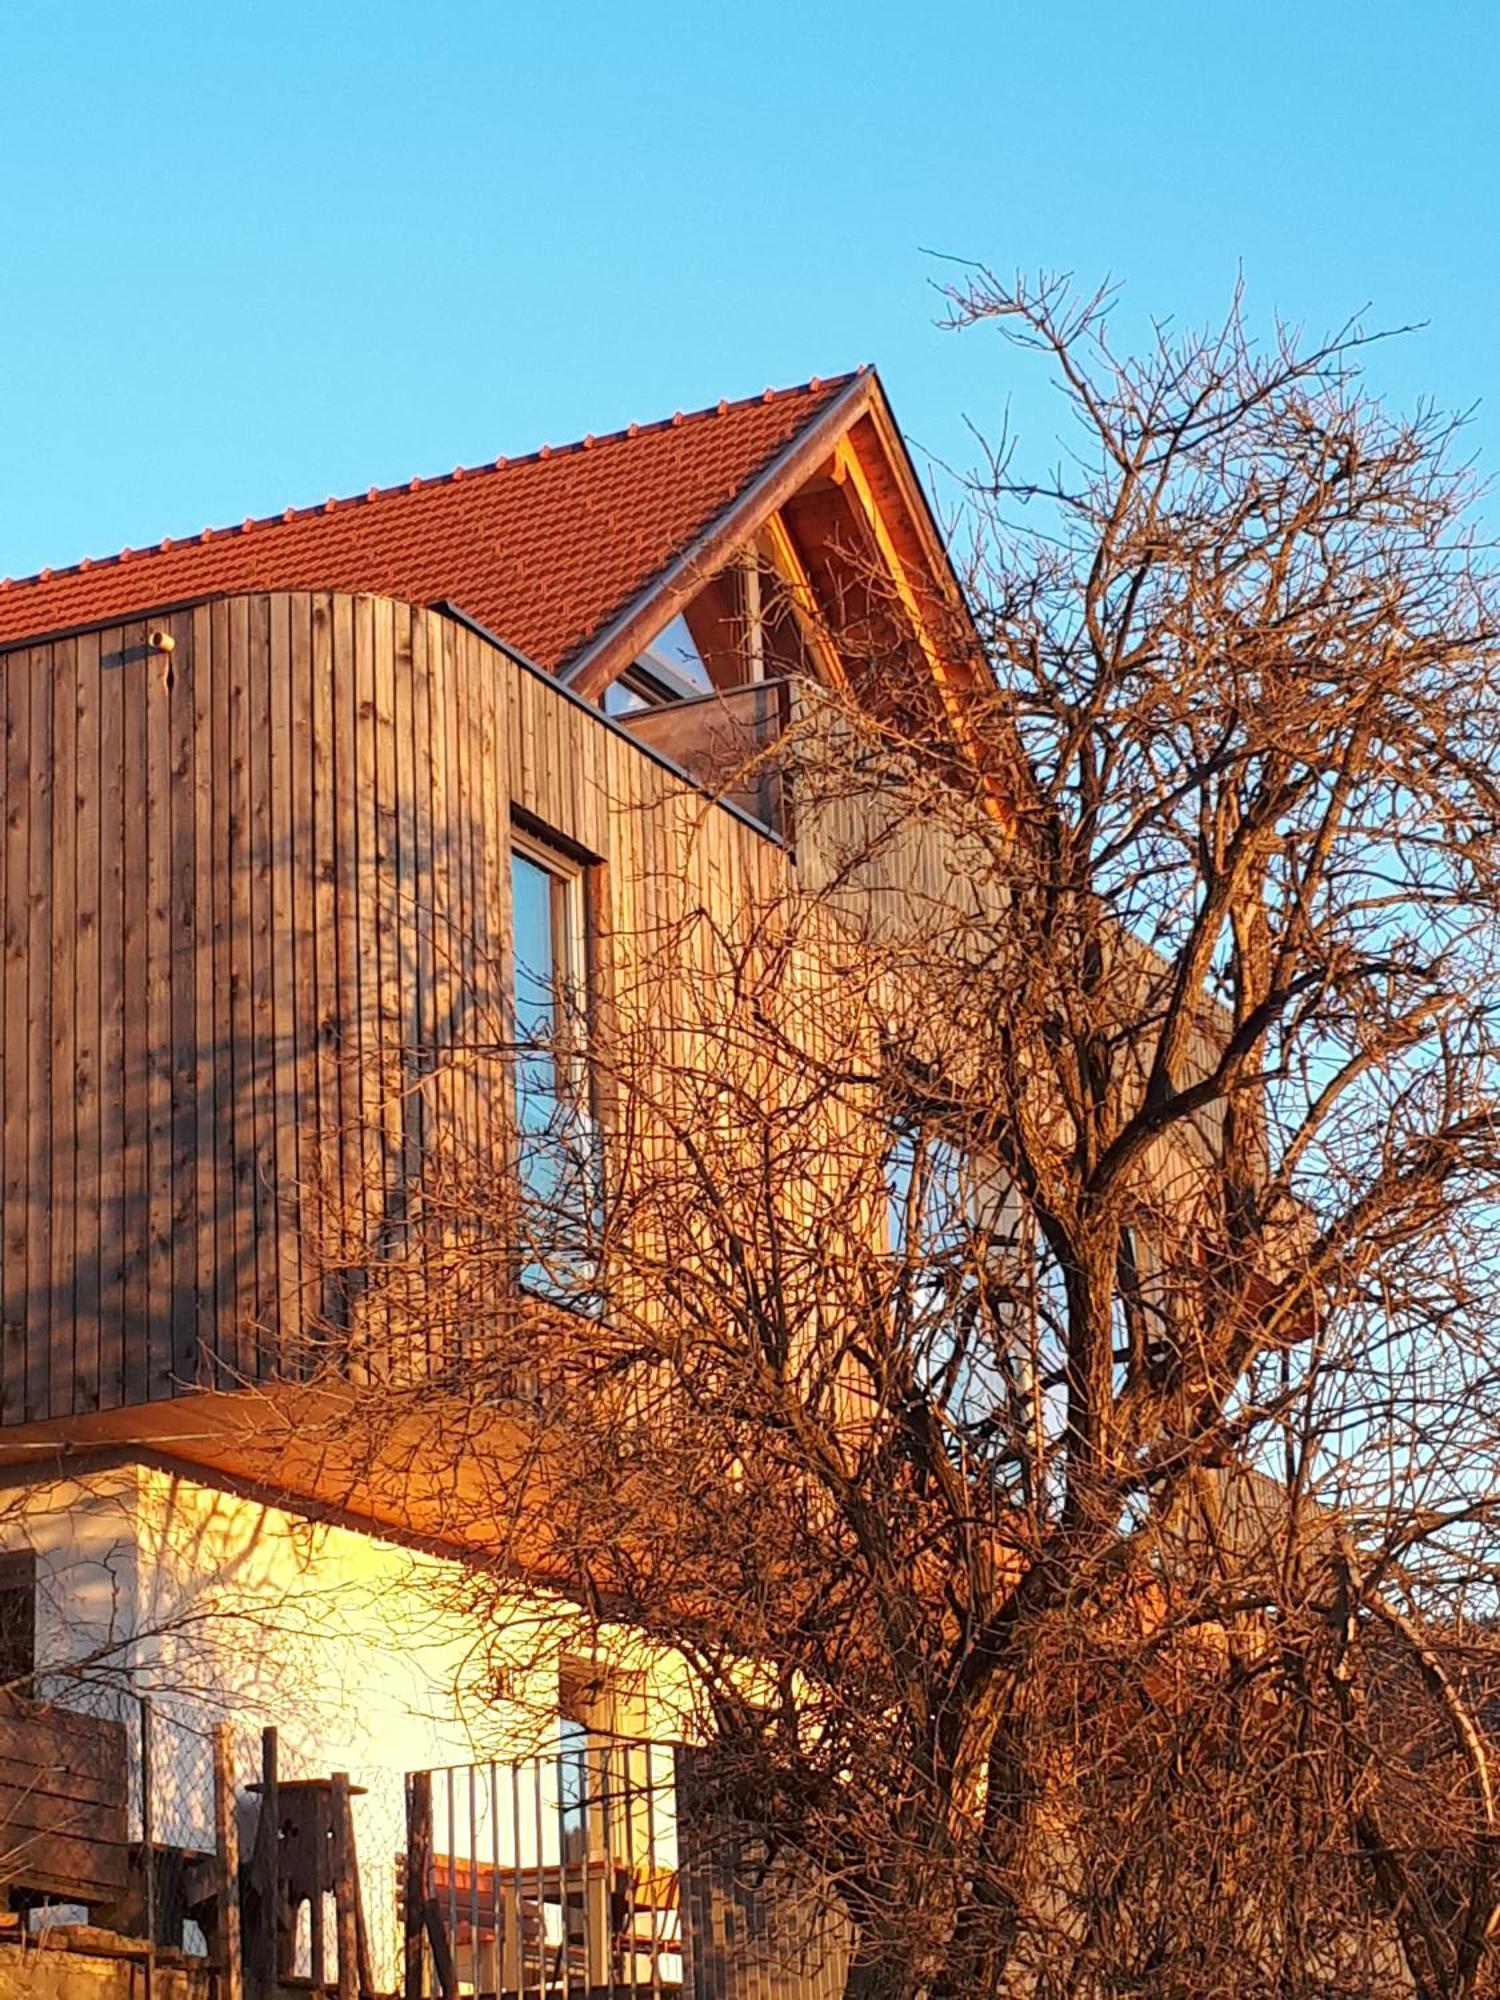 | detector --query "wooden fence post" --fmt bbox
[213,1725,244,2000]
[243,1726,279,1993]
[331,1773,359,2000]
